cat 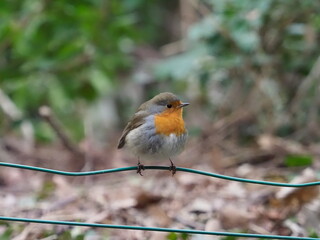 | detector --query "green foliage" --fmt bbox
[167,232,178,240]
[285,154,313,167]
[0,0,169,141]
[167,232,190,240]
[1,0,320,143]
[181,233,189,240]
[57,231,84,240]
[220,236,238,240]
[0,222,24,240]
[155,0,320,141]
[0,225,13,240]
[308,230,319,238]
[40,229,105,240]
[37,180,56,200]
